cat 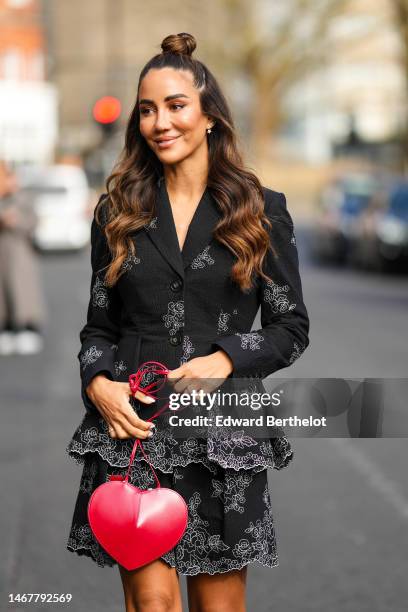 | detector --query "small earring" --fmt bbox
[207,127,212,134]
